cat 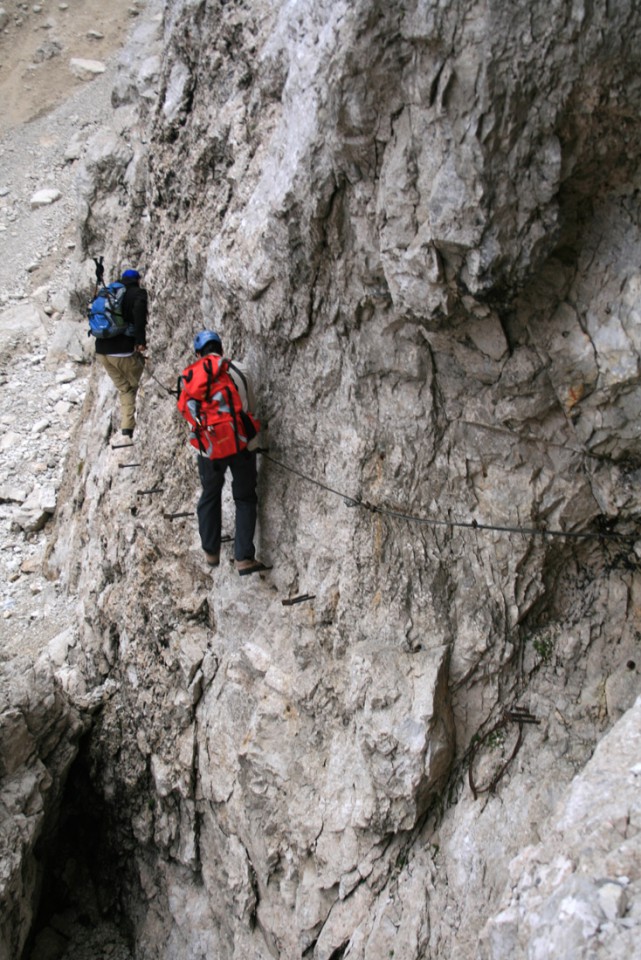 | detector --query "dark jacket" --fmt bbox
[95,278,148,355]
